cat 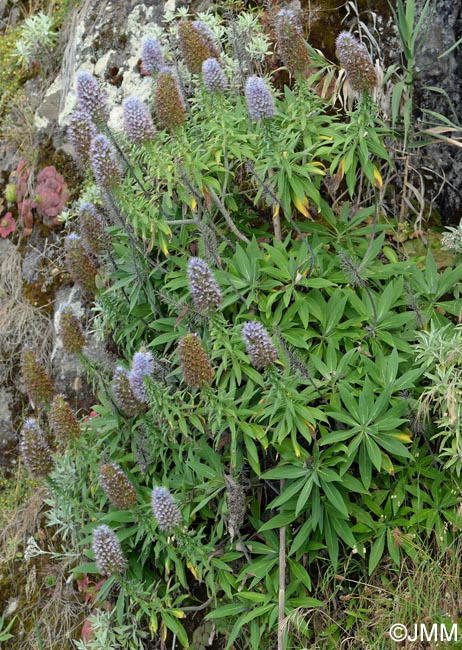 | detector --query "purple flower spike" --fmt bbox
[242,321,278,369]
[151,486,182,531]
[245,76,275,121]
[68,109,97,167]
[123,96,156,145]
[89,134,123,189]
[92,525,126,576]
[187,257,222,313]
[336,31,377,93]
[76,71,110,120]
[202,58,226,93]
[129,349,154,404]
[142,37,165,75]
